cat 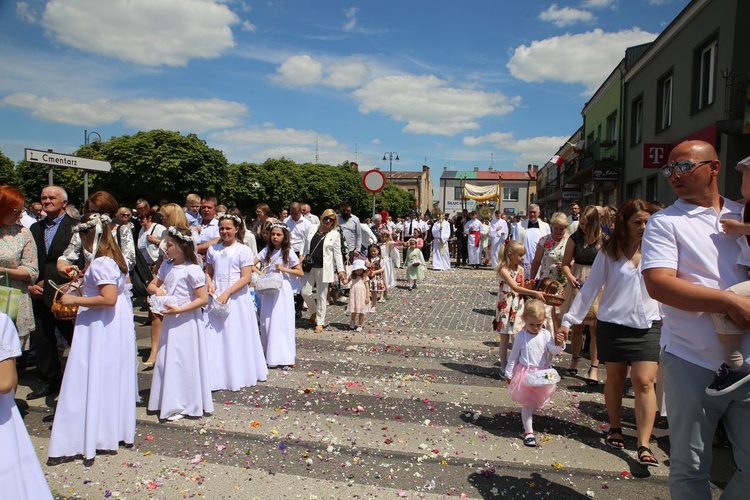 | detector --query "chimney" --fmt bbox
[488,165,493,171]
[422,165,429,172]
[443,166,447,171]
[350,162,358,170]
[473,166,479,172]
[533,165,539,175]
[527,164,532,176]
